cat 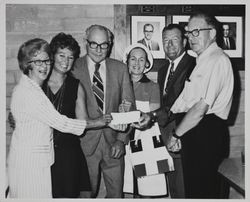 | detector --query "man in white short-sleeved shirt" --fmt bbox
[168,12,234,198]
[136,12,234,198]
